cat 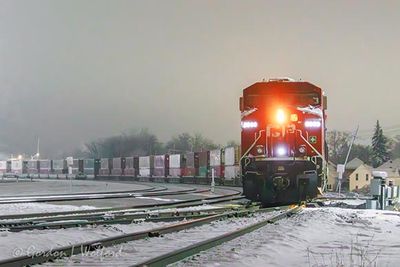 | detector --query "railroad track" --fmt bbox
[0,188,244,231]
[0,204,300,267]
[135,205,301,267]
[0,186,203,204]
